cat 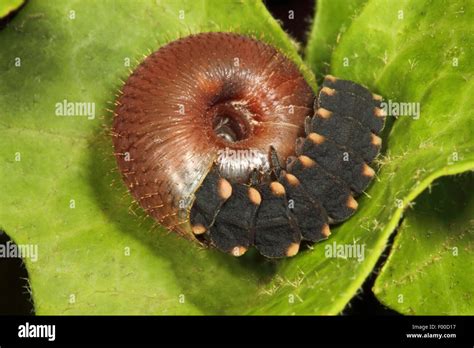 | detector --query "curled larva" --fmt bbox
[112,32,385,258]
